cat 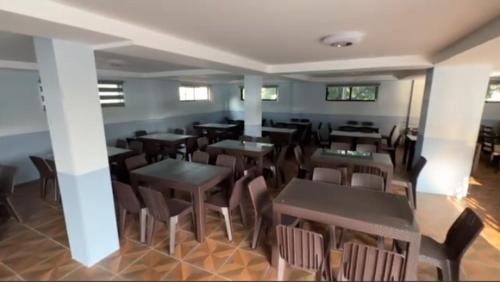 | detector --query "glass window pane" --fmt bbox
[327,86,350,100]
[262,87,277,100]
[194,87,209,100]
[487,83,500,102]
[351,86,377,101]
